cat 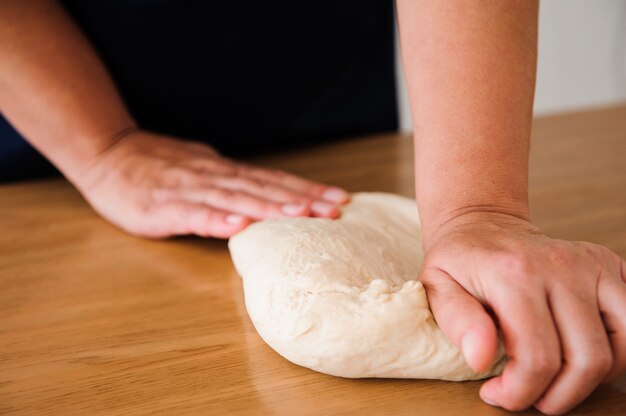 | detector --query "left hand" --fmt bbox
[419,212,626,415]
[76,130,349,239]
